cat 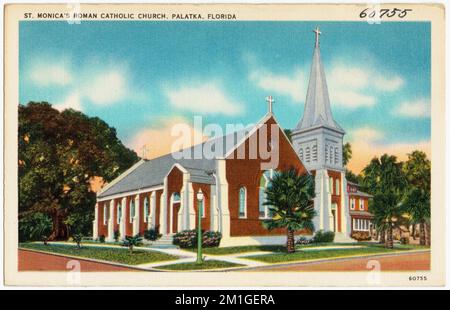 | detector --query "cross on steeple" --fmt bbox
[265,96,275,114]
[313,26,322,47]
